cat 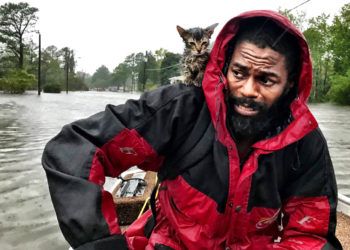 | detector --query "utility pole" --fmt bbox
[132,55,135,92]
[66,62,69,94]
[65,49,69,94]
[143,51,147,92]
[37,32,41,95]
